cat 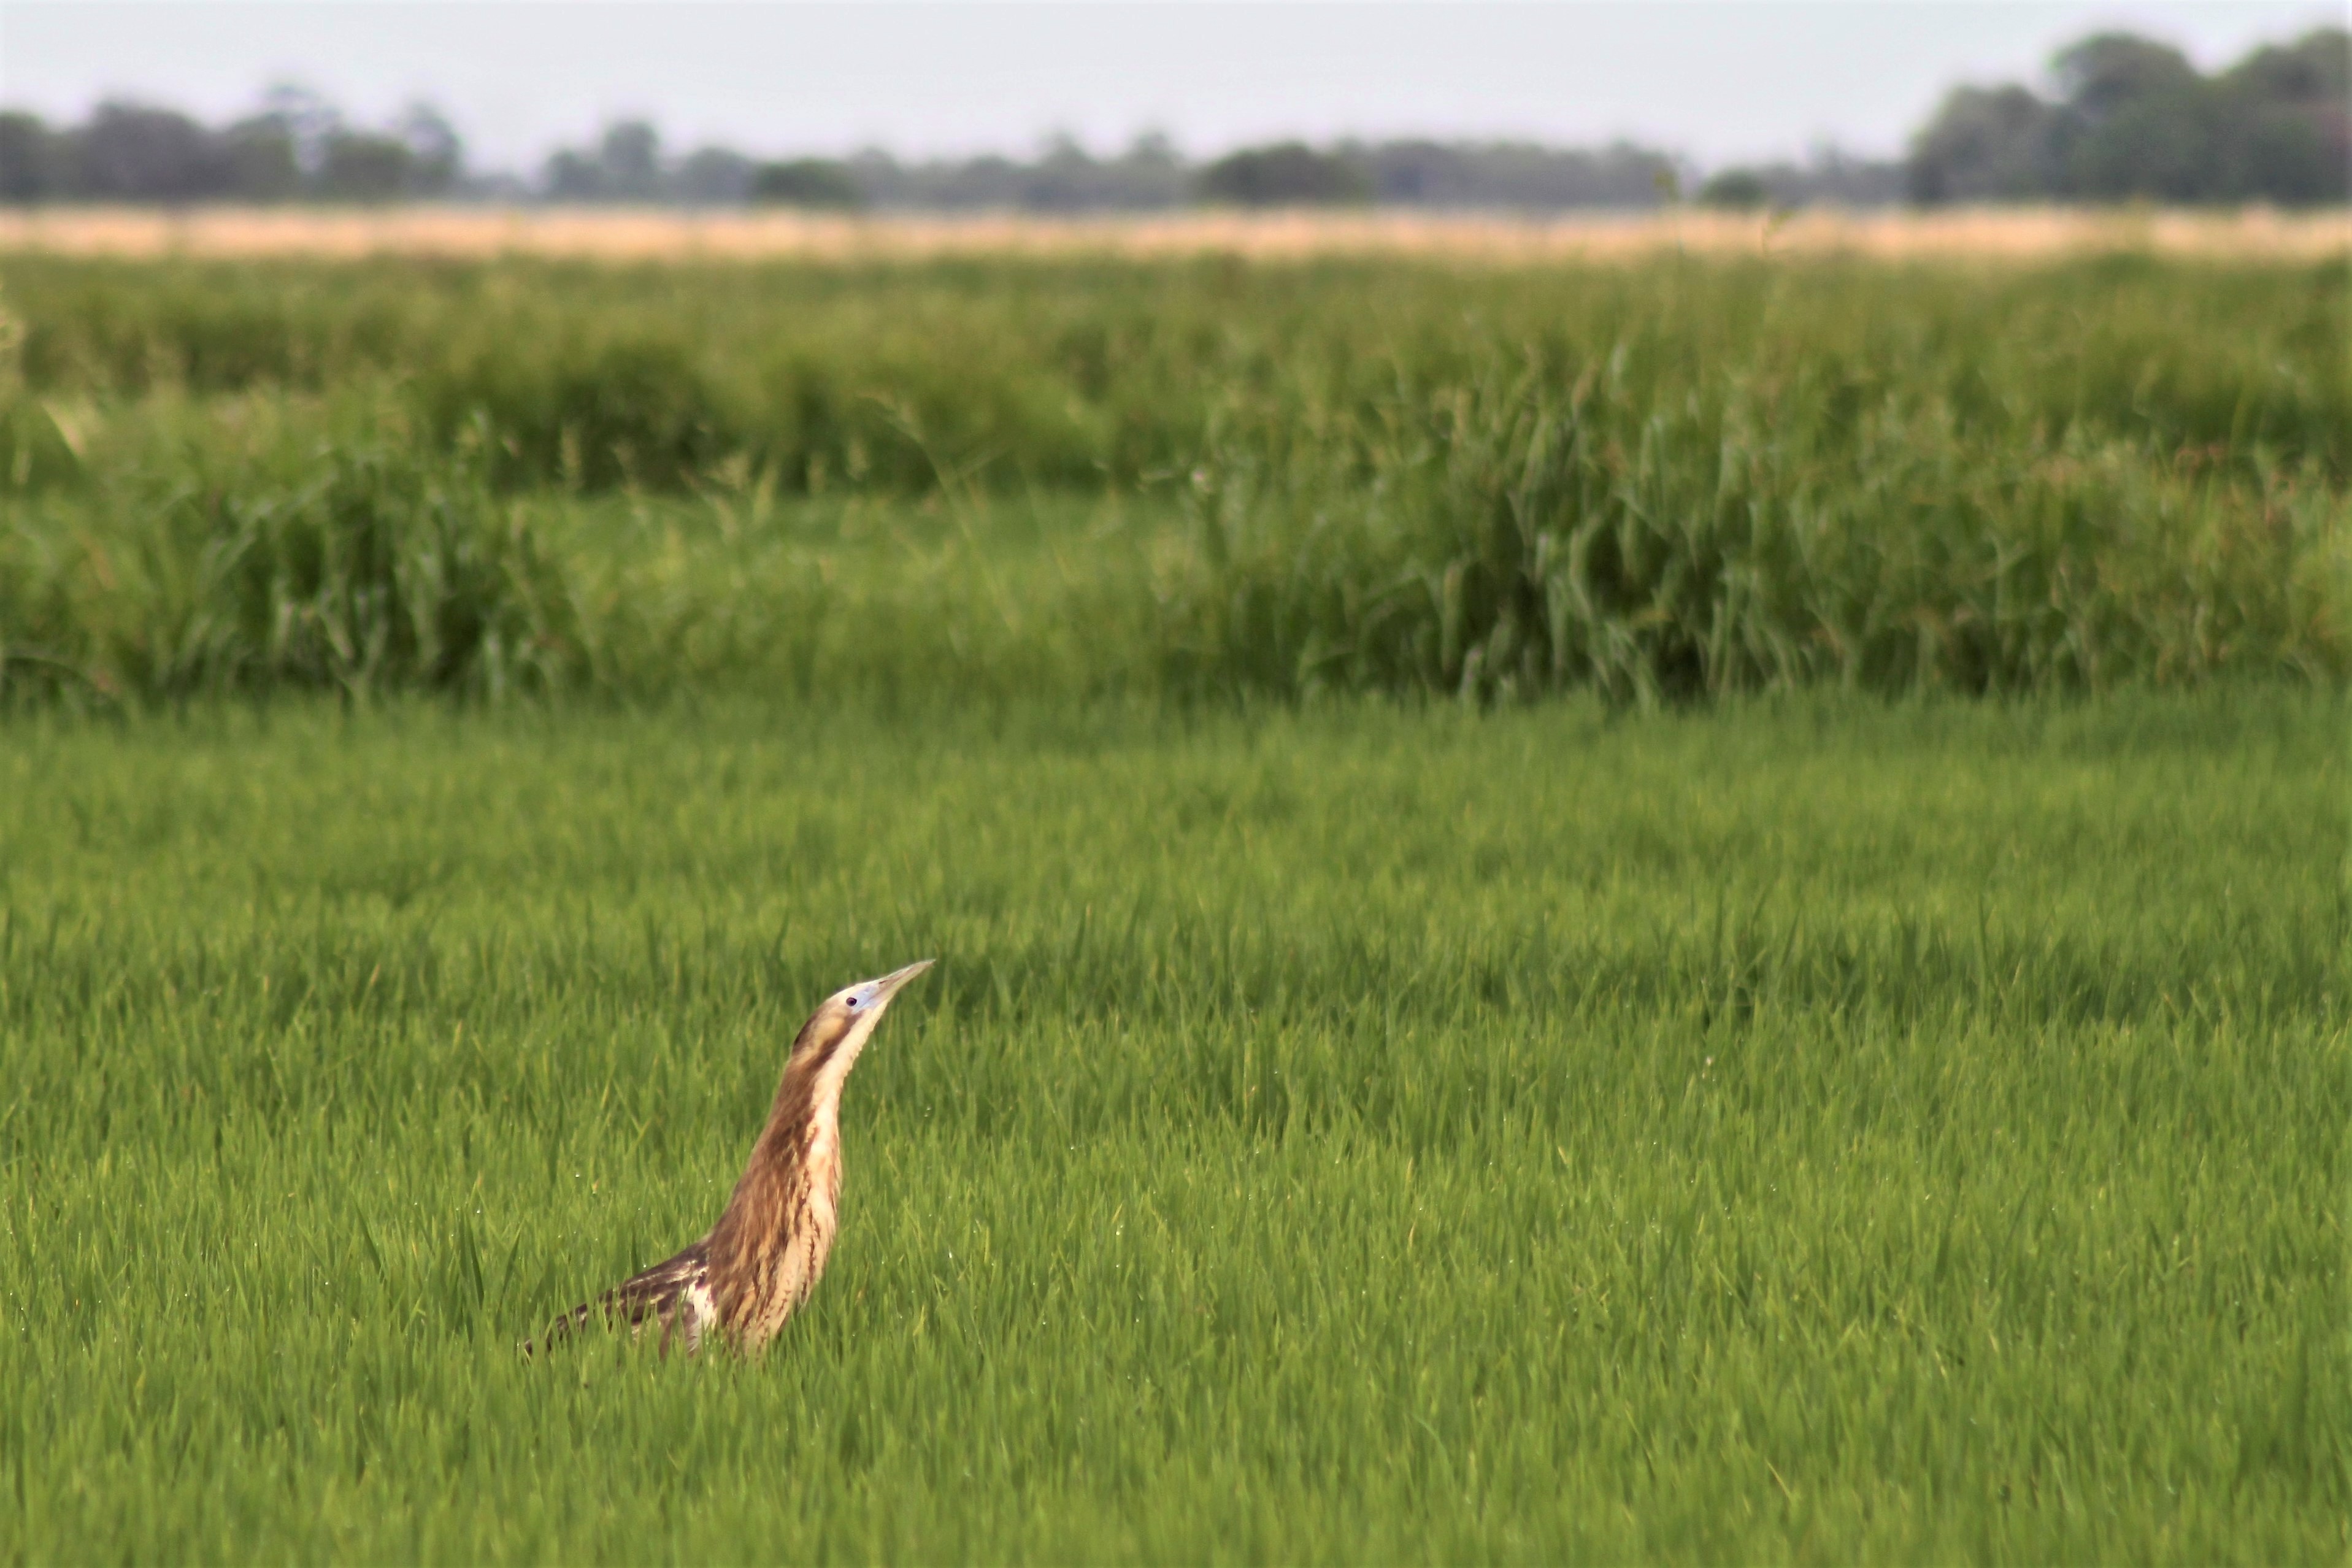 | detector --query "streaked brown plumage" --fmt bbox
[531,959,933,1356]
